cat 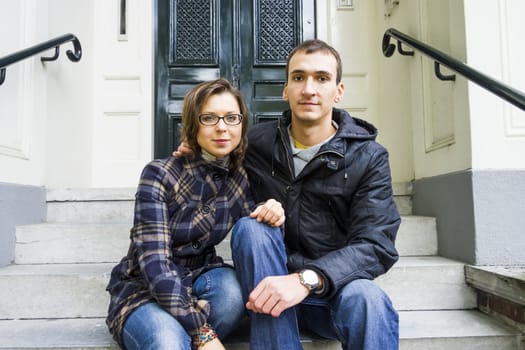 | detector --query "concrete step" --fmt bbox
[393,182,413,216]
[14,216,437,264]
[396,215,437,256]
[0,263,110,319]
[46,200,134,224]
[15,223,130,264]
[377,256,476,311]
[0,310,521,350]
[397,310,522,350]
[465,265,525,306]
[0,257,474,319]
[45,185,413,223]
[46,188,136,224]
